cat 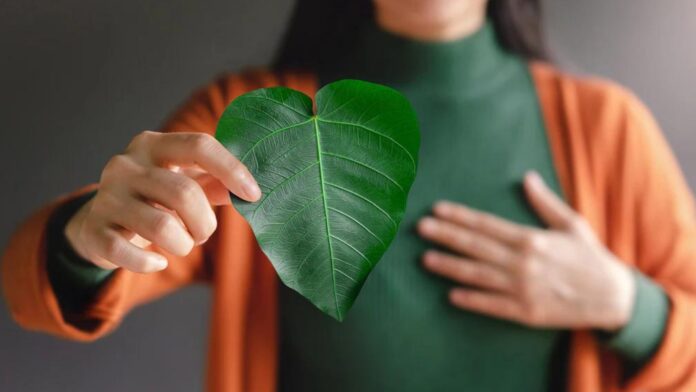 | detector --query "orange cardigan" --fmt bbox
[4,63,696,392]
